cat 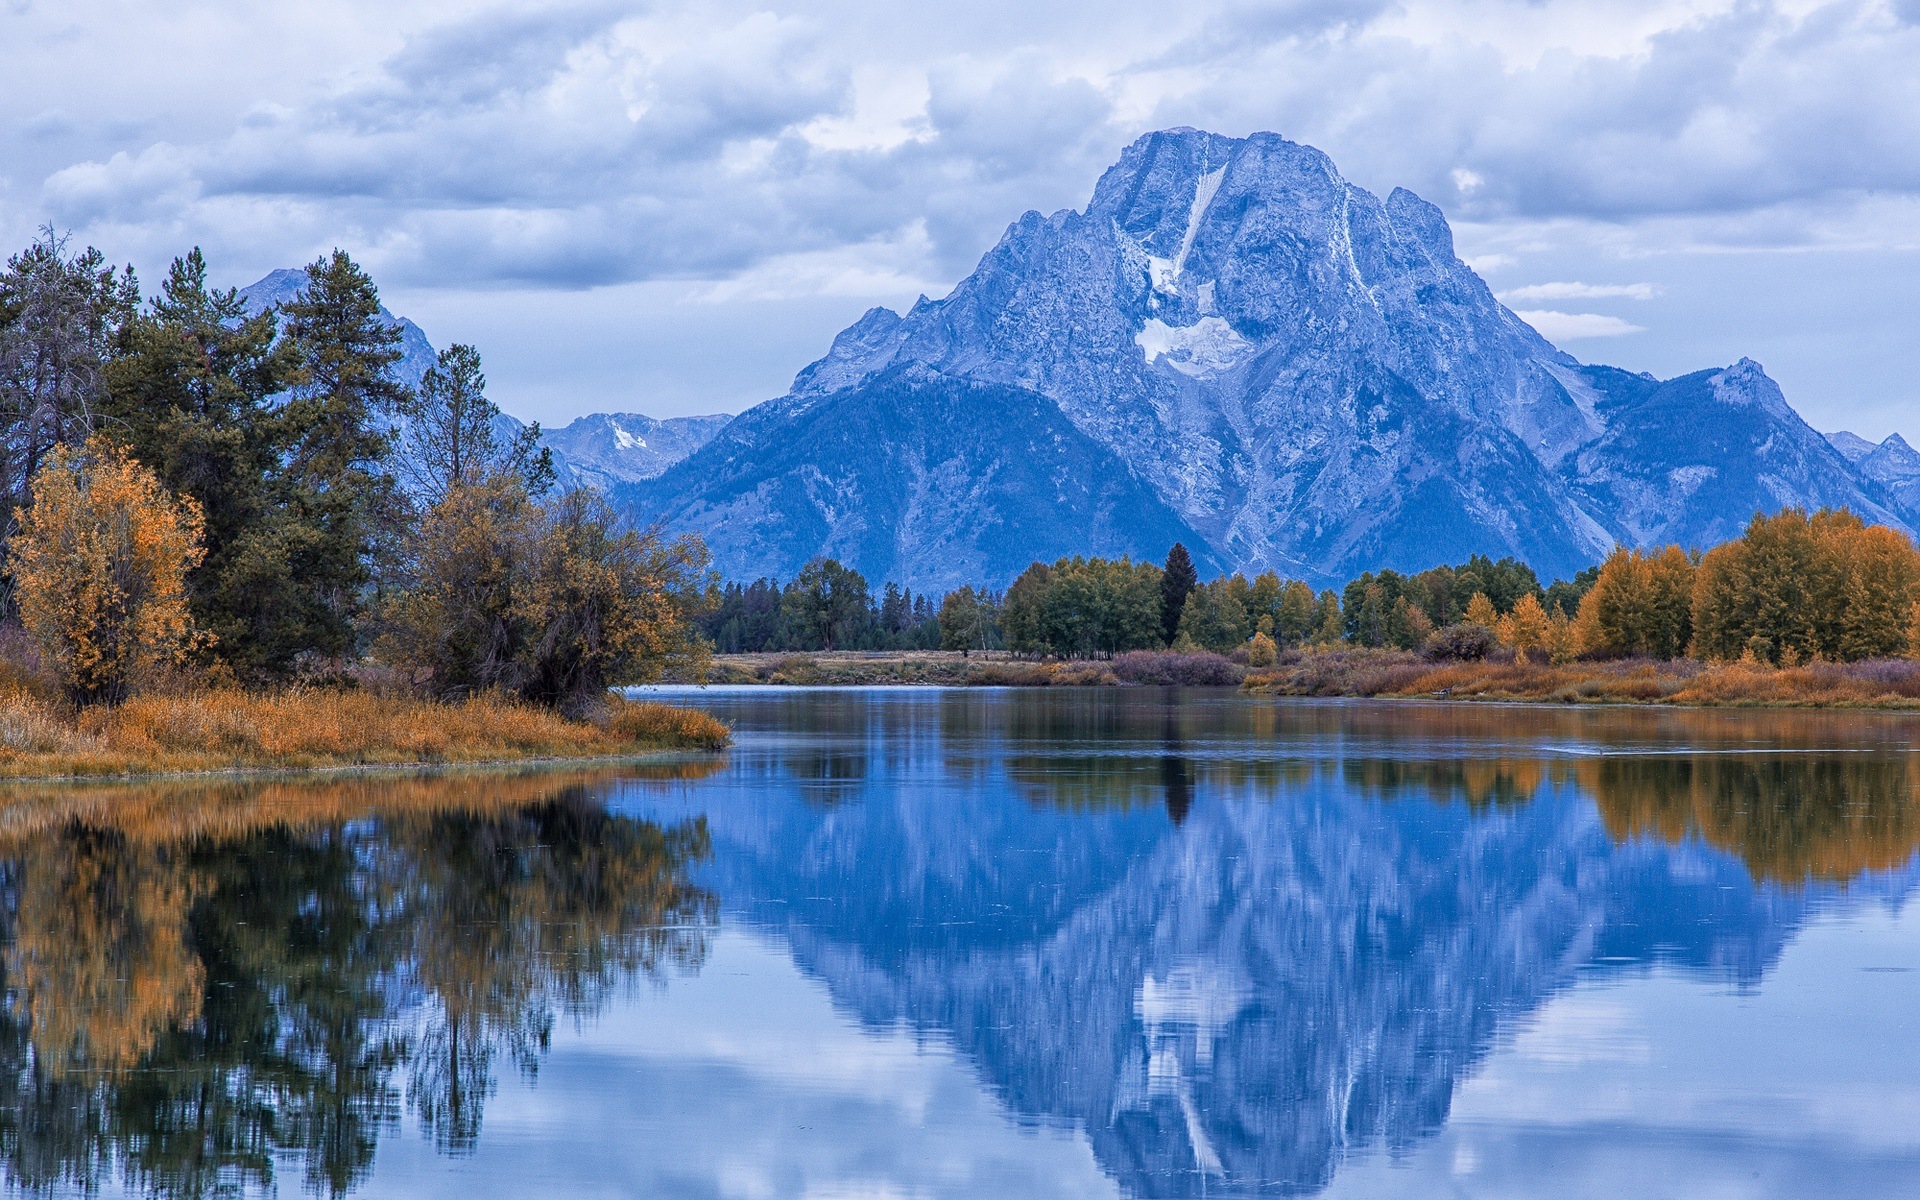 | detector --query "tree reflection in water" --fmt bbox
[0,766,718,1197]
